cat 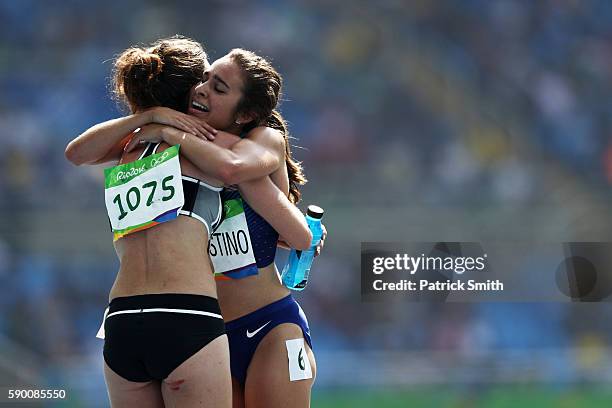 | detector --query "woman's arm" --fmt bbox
[238,178,312,250]
[65,114,148,165]
[123,124,311,249]
[65,107,216,165]
[127,125,285,185]
[121,124,312,250]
